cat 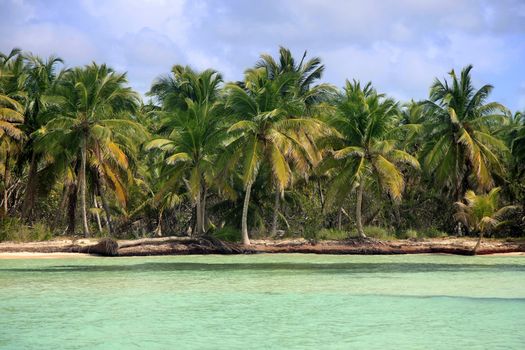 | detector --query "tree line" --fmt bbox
[1,47,524,244]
